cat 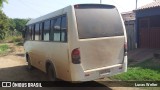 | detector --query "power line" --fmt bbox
[20,0,57,17]
[18,0,43,15]
[23,0,54,9]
